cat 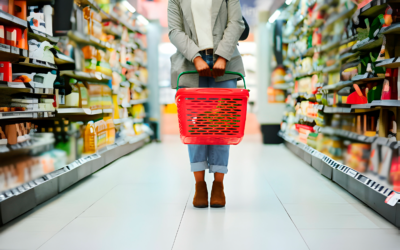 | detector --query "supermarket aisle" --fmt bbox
[1,136,400,250]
